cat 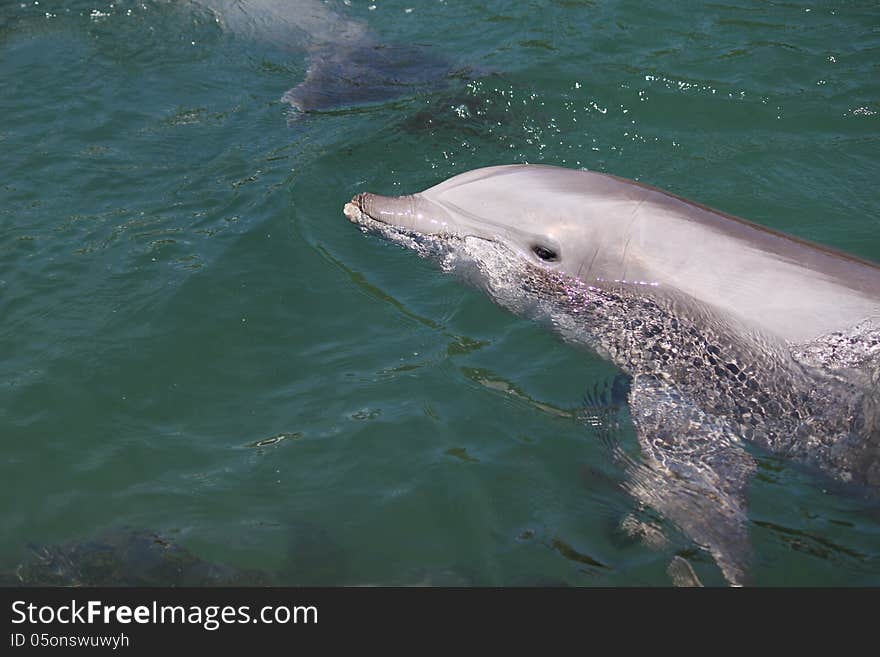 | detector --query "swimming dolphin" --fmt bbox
[201,0,449,111]
[344,164,880,584]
